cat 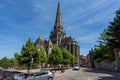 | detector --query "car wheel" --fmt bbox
[48,77,53,80]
